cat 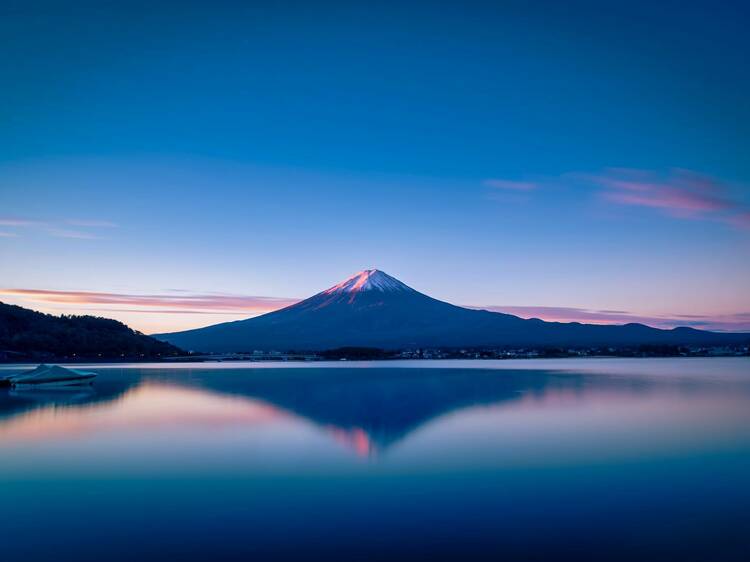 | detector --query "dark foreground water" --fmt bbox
[1,358,749,561]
